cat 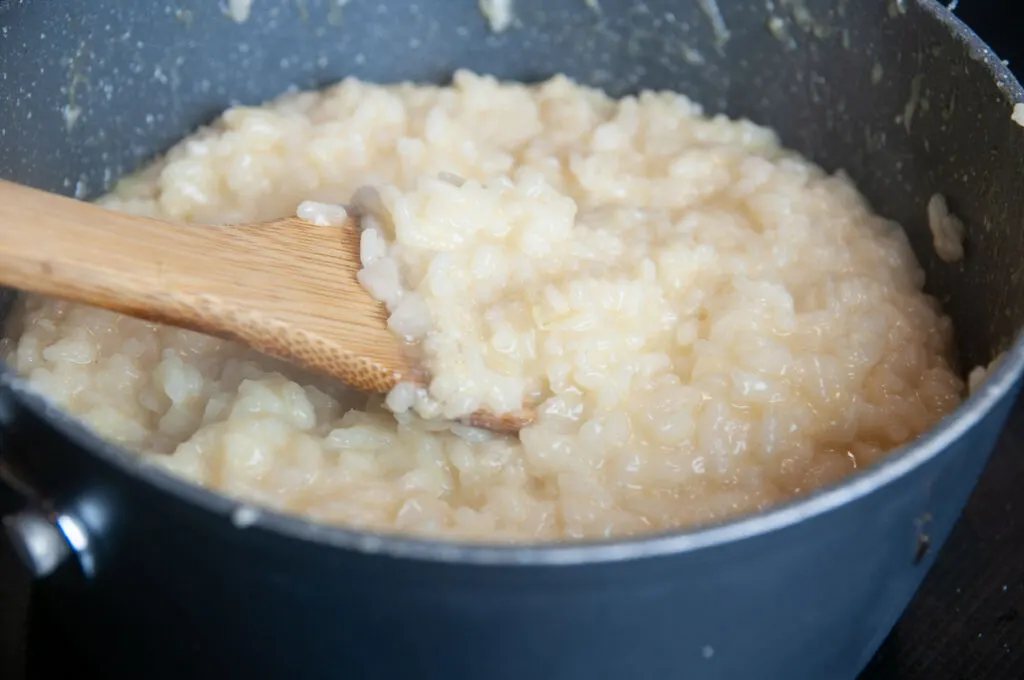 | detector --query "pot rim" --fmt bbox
[2,0,1022,567]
